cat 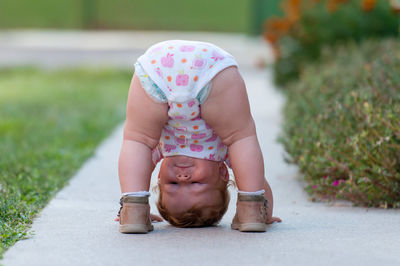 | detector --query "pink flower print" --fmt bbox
[161,53,174,68]
[192,133,207,139]
[151,46,162,53]
[180,45,196,52]
[192,57,207,69]
[175,137,185,145]
[218,141,225,149]
[190,144,203,152]
[205,133,218,142]
[205,124,212,130]
[175,126,187,132]
[155,67,163,78]
[191,116,201,121]
[208,154,216,160]
[176,74,189,86]
[174,115,187,120]
[164,144,177,152]
[164,128,175,136]
[188,100,196,108]
[211,50,225,61]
